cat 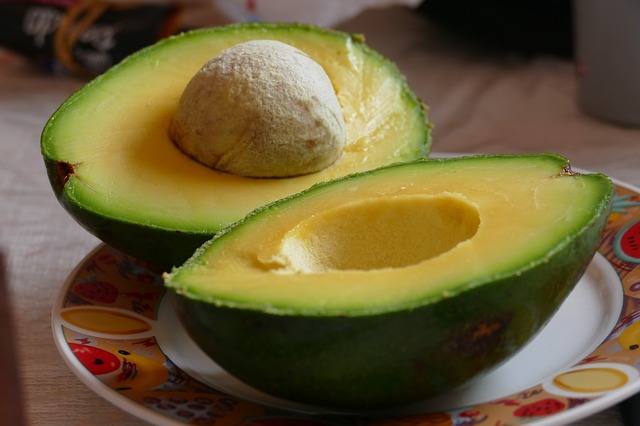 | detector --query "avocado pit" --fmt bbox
[169,39,346,178]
